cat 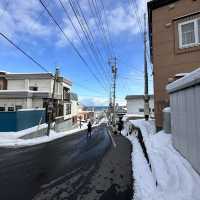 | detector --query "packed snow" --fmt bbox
[122,119,200,200]
[0,120,105,148]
